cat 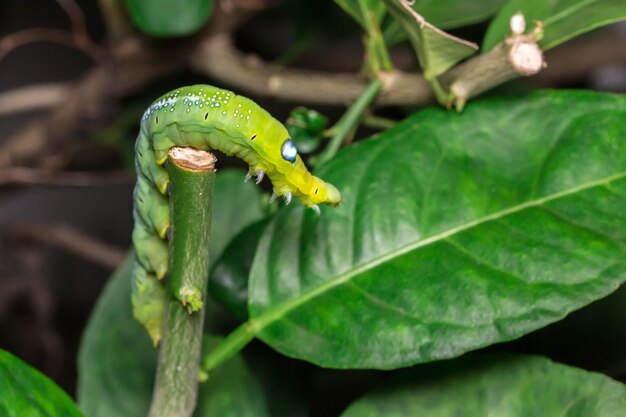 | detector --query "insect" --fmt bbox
[132,85,341,344]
